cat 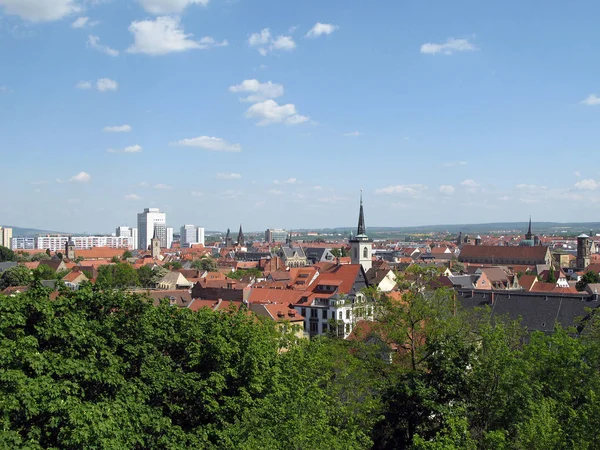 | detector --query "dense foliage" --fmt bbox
[2,270,600,448]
